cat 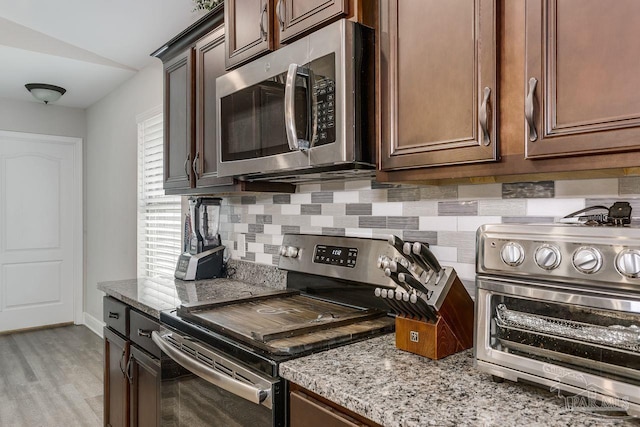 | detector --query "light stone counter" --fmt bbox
[280,335,638,427]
